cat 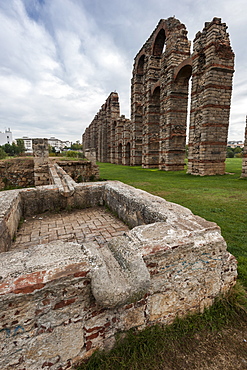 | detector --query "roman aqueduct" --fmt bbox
[83,17,235,176]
